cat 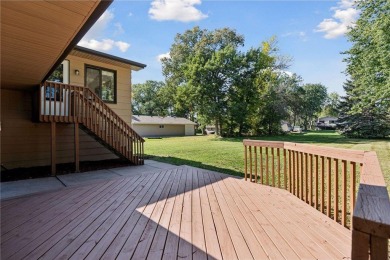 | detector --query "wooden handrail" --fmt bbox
[38,81,144,165]
[352,151,390,259]
[243,139,389,259]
